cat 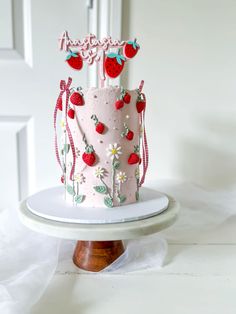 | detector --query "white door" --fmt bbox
[0,0,89,210]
